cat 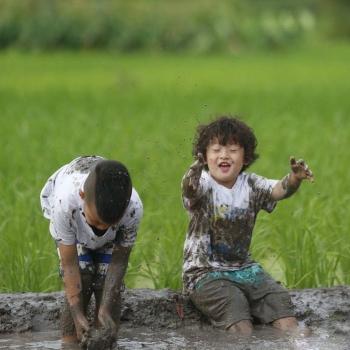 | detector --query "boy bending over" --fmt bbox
[40,156,143,348]
[182,117,313,335]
